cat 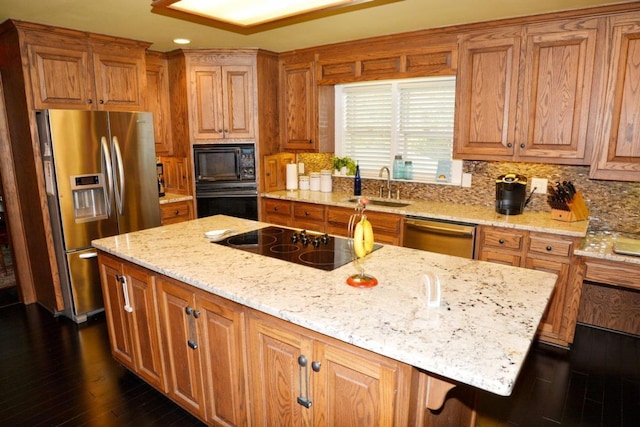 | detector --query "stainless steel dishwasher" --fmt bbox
[403,216,477,259]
